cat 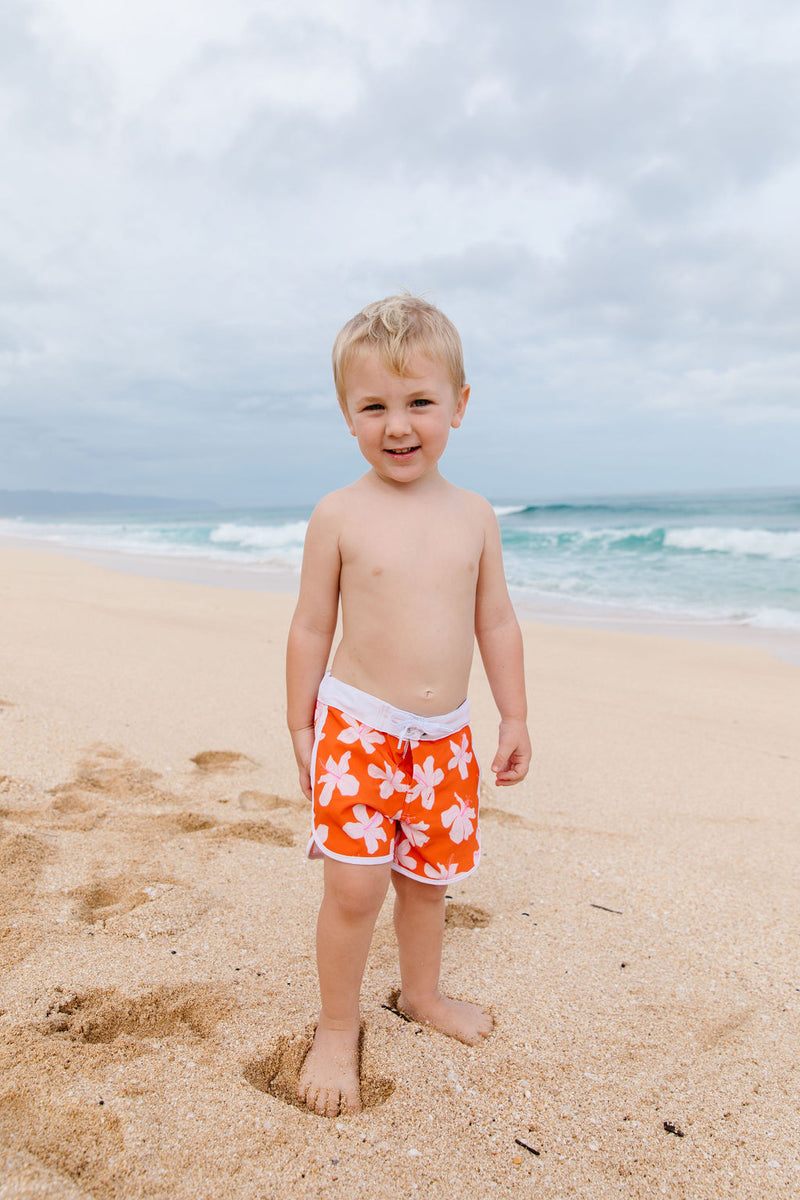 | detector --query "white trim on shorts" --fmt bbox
[317,673,470,745]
